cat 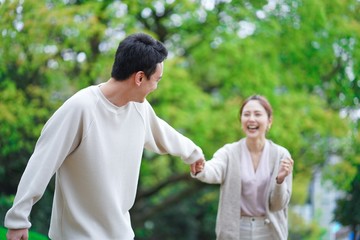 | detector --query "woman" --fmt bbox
[192,95,294,240]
